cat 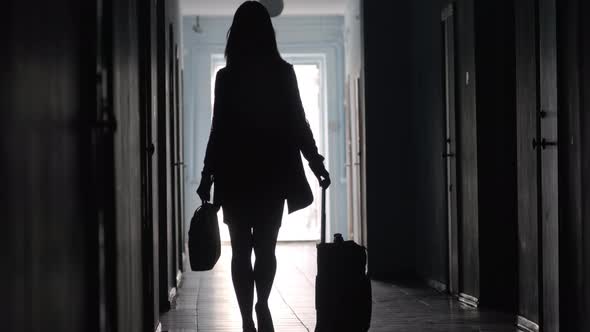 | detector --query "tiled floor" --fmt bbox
[161,242,517,332]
